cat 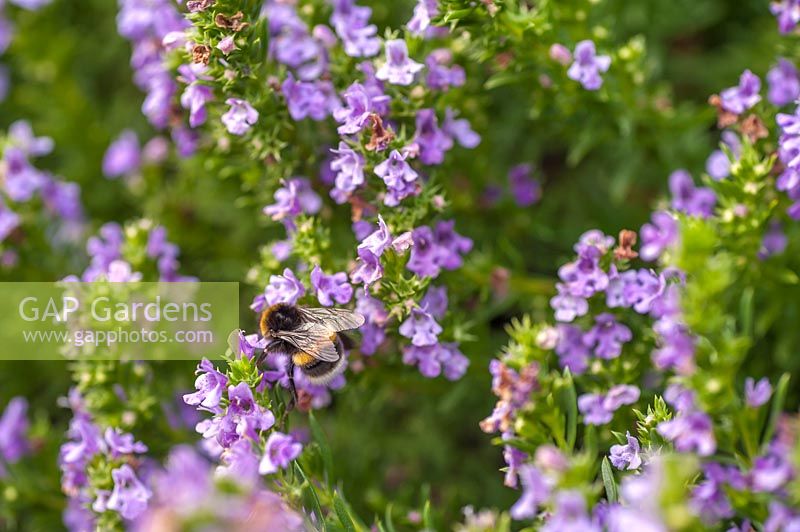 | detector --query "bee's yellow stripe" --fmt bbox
[292,352,316,366]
